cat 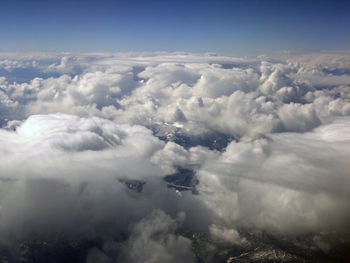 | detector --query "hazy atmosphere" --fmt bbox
[0,1,350,262]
